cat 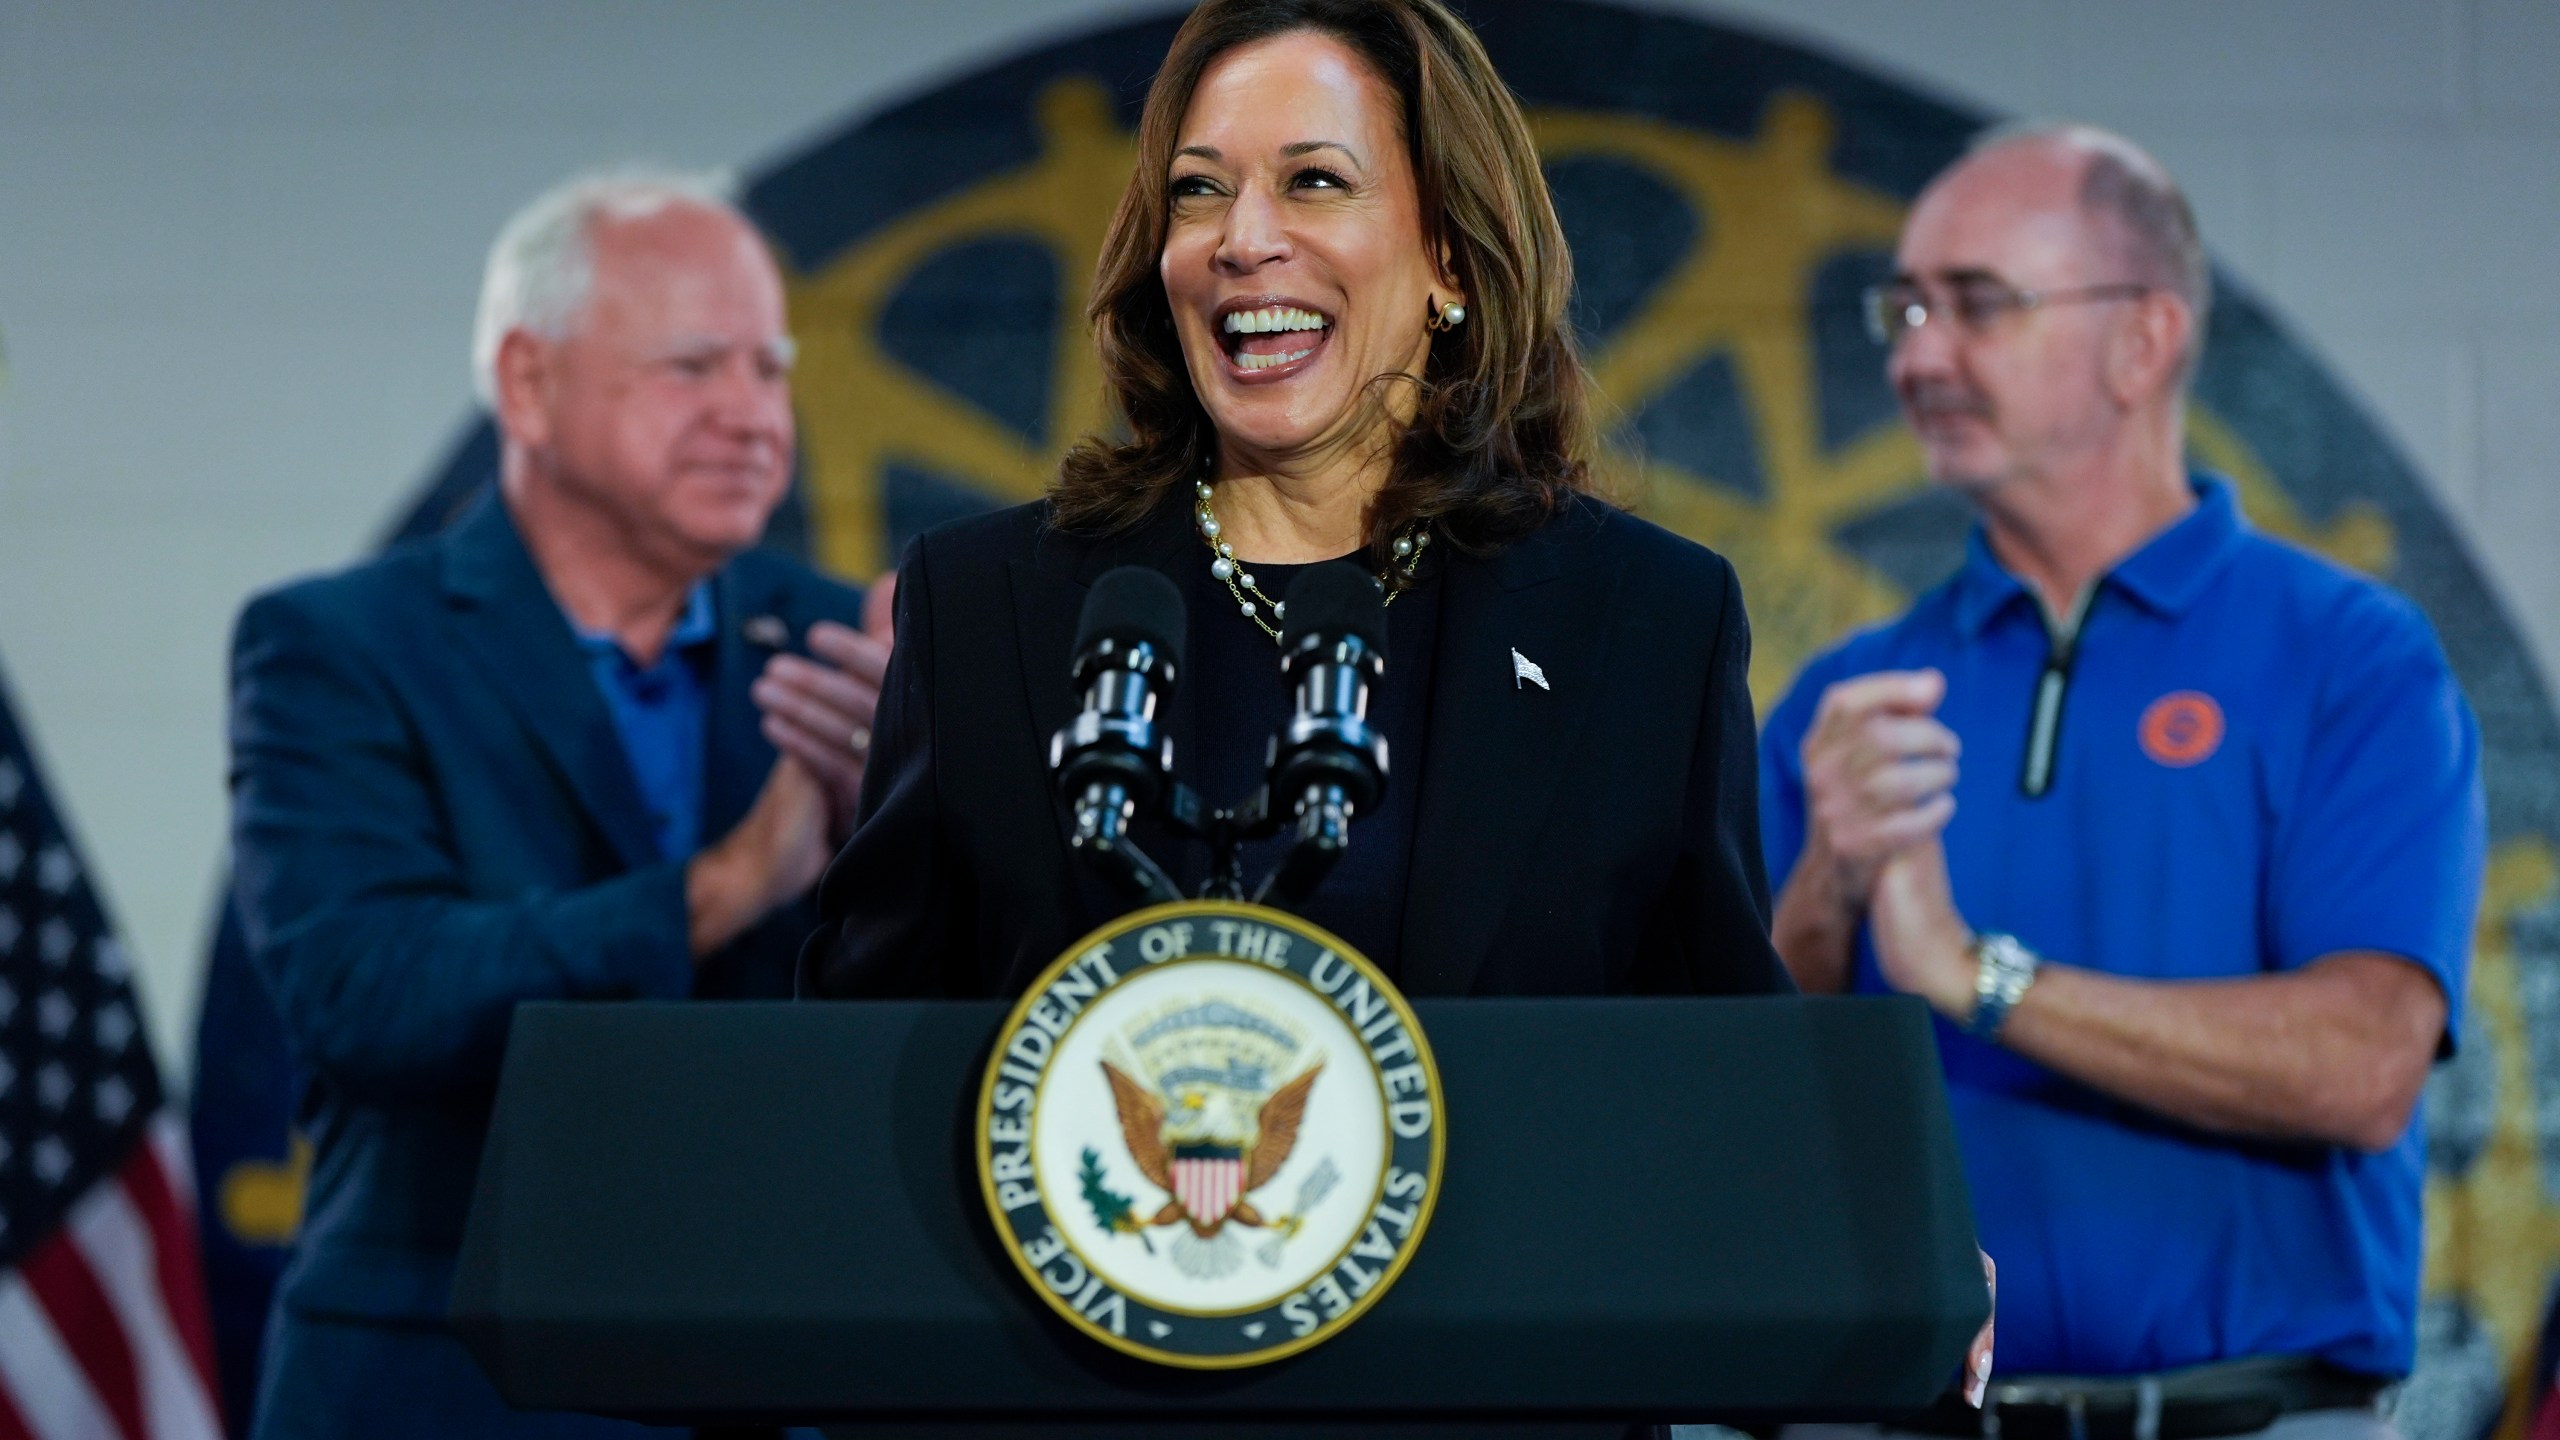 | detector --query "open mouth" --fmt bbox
[1218,302,1332,376]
